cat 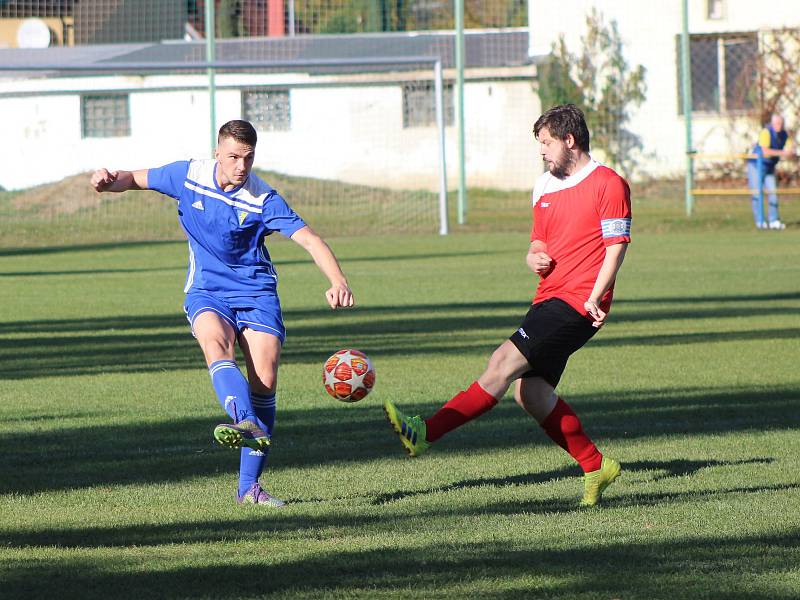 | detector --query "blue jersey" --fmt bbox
[749,125,790,175]
[147,159,306,298]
